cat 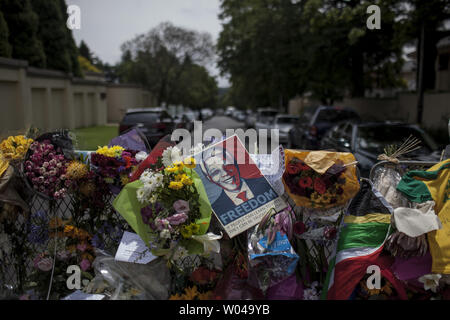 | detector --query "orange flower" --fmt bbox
[49,217,65,229]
